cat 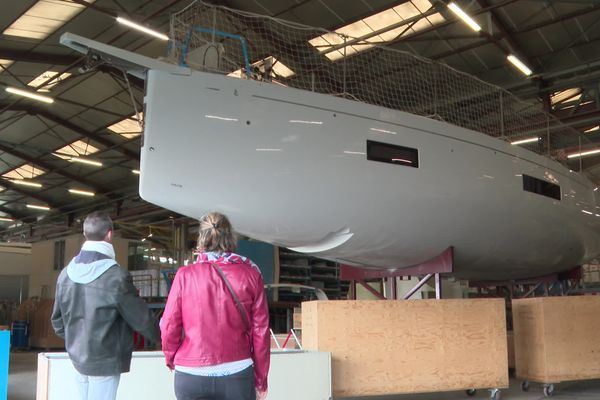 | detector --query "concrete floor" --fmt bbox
[8,351,600,400]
